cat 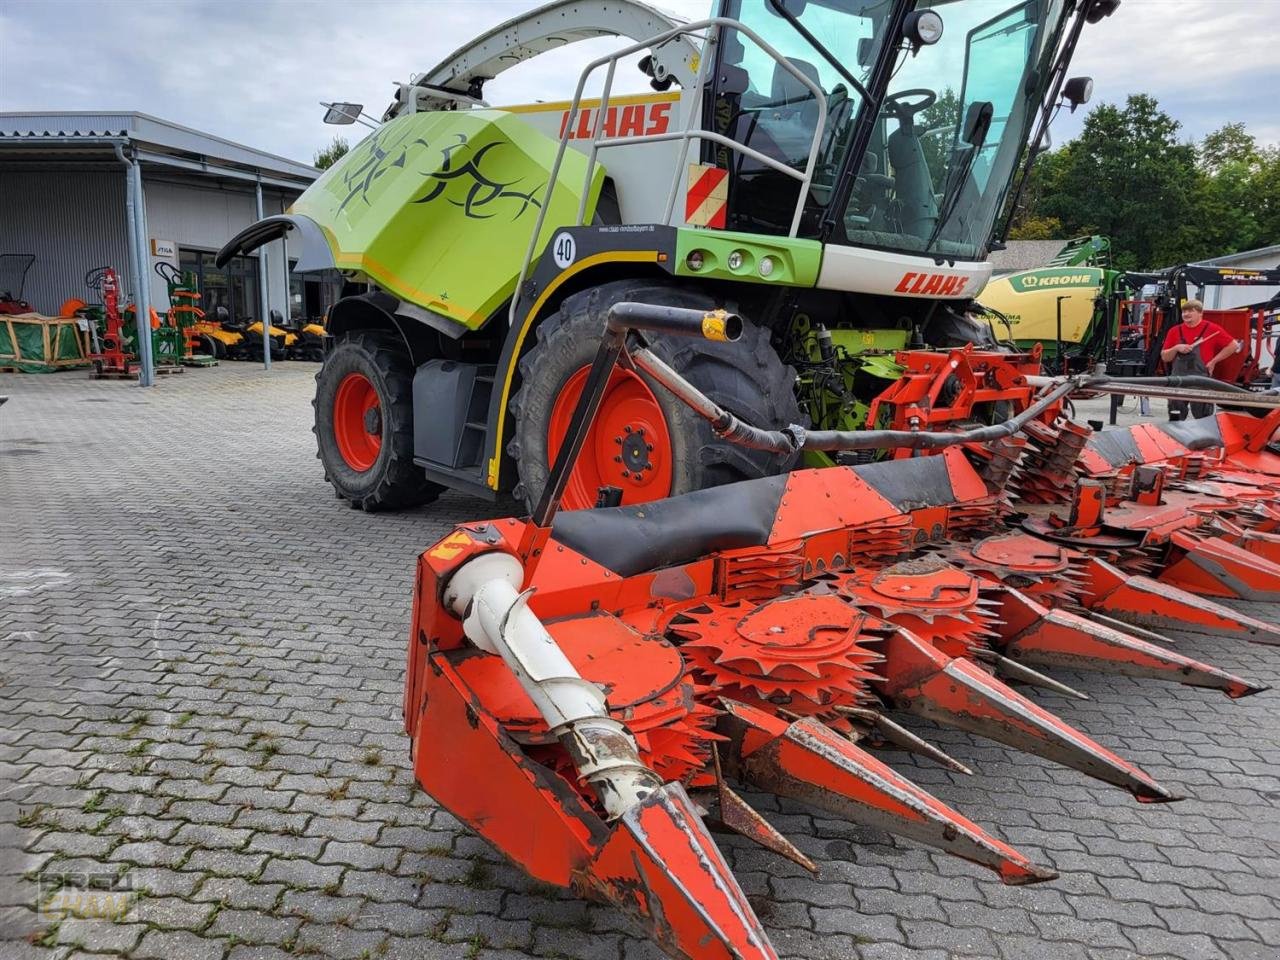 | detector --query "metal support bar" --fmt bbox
[530,328,627,528]
[115,146,155,387]
[255,181,271,370]
[1081,382,1280,410]
[510,15,827,329]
